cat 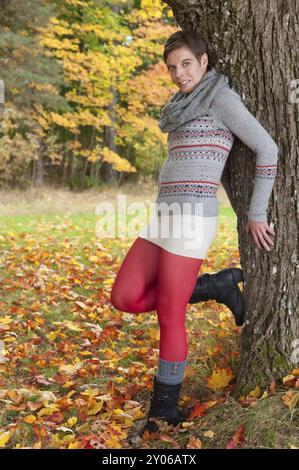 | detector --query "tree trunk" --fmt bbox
[163,0,299,397]
[31,148,44,189]
[100,2,123,187]
[101,85,124,186]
